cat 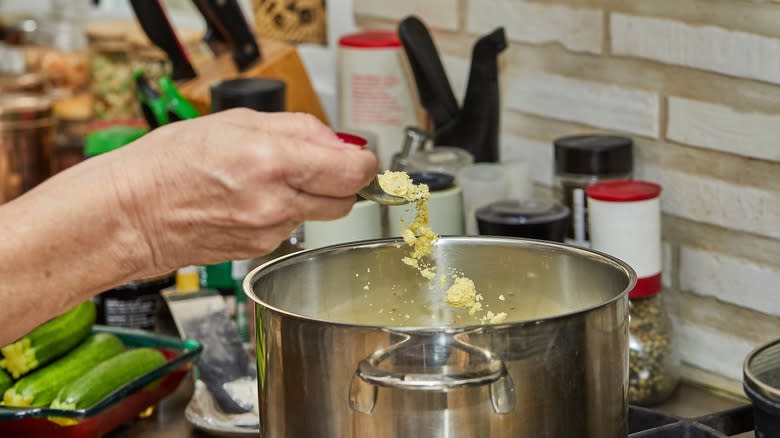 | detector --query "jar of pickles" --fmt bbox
[586,180,680,406]
[86,21,138,121]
